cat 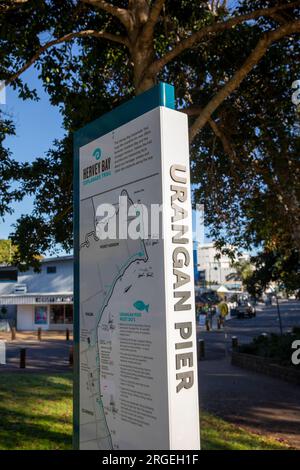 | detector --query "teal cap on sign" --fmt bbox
[74,82,175,149]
